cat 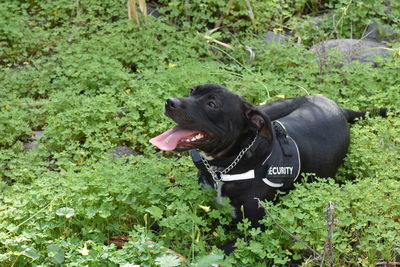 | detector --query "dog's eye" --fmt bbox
[207,101,217,109]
